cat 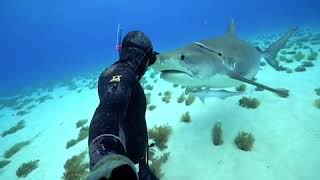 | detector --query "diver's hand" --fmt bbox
[138,163,159,180]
